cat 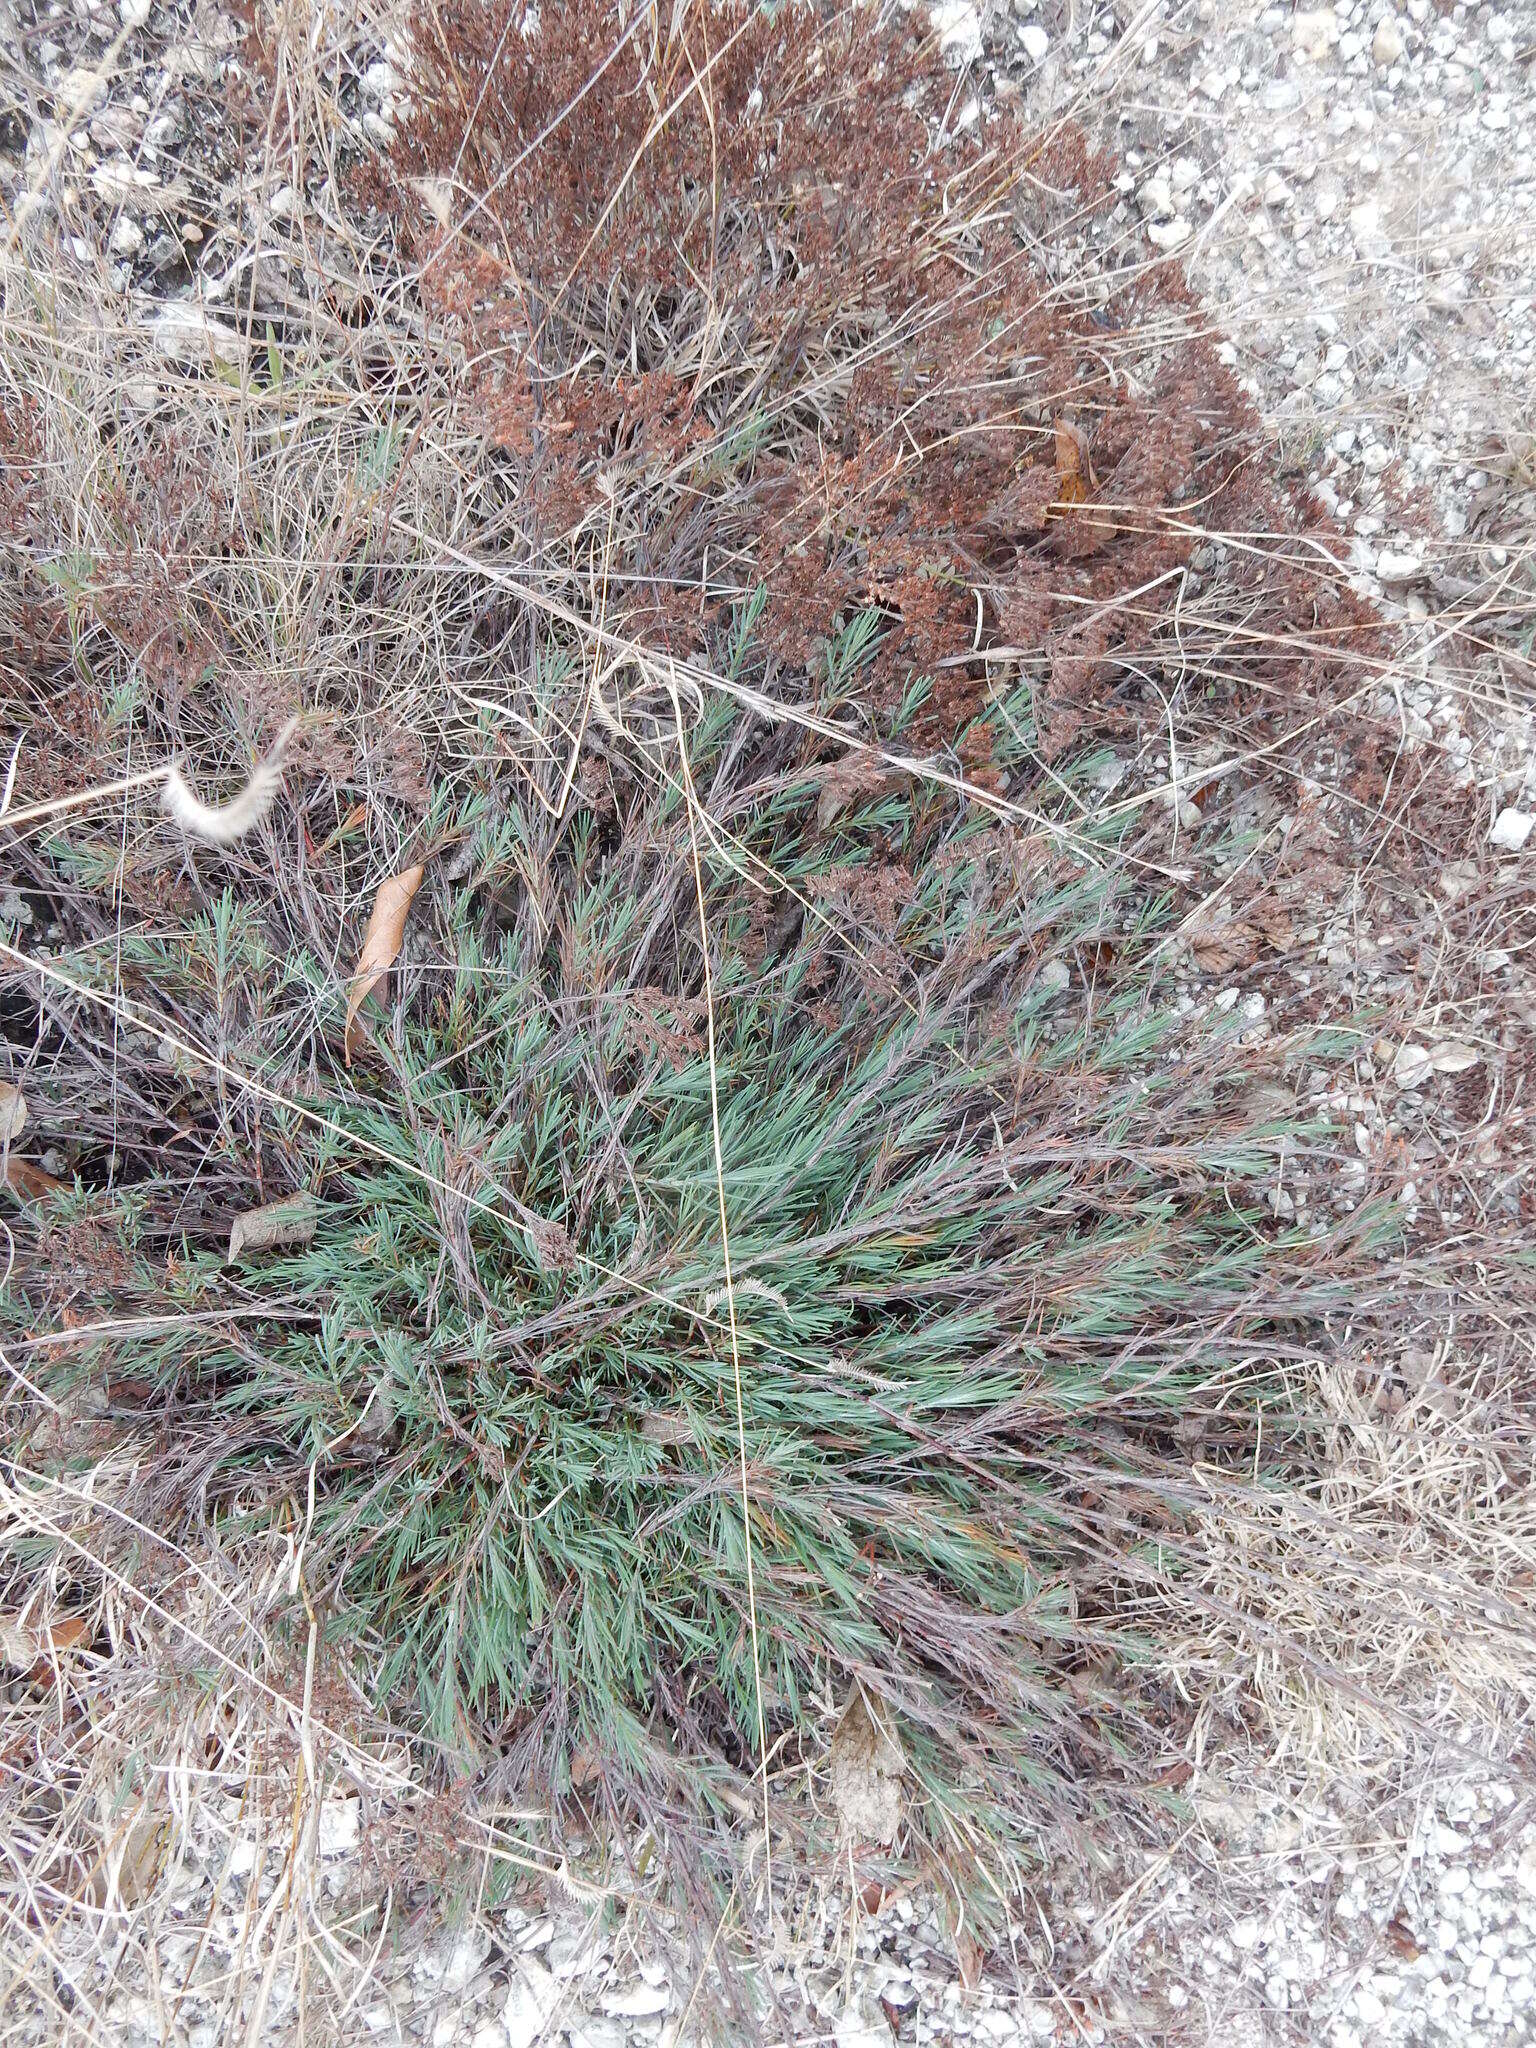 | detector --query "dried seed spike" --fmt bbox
[161,717,299,846]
